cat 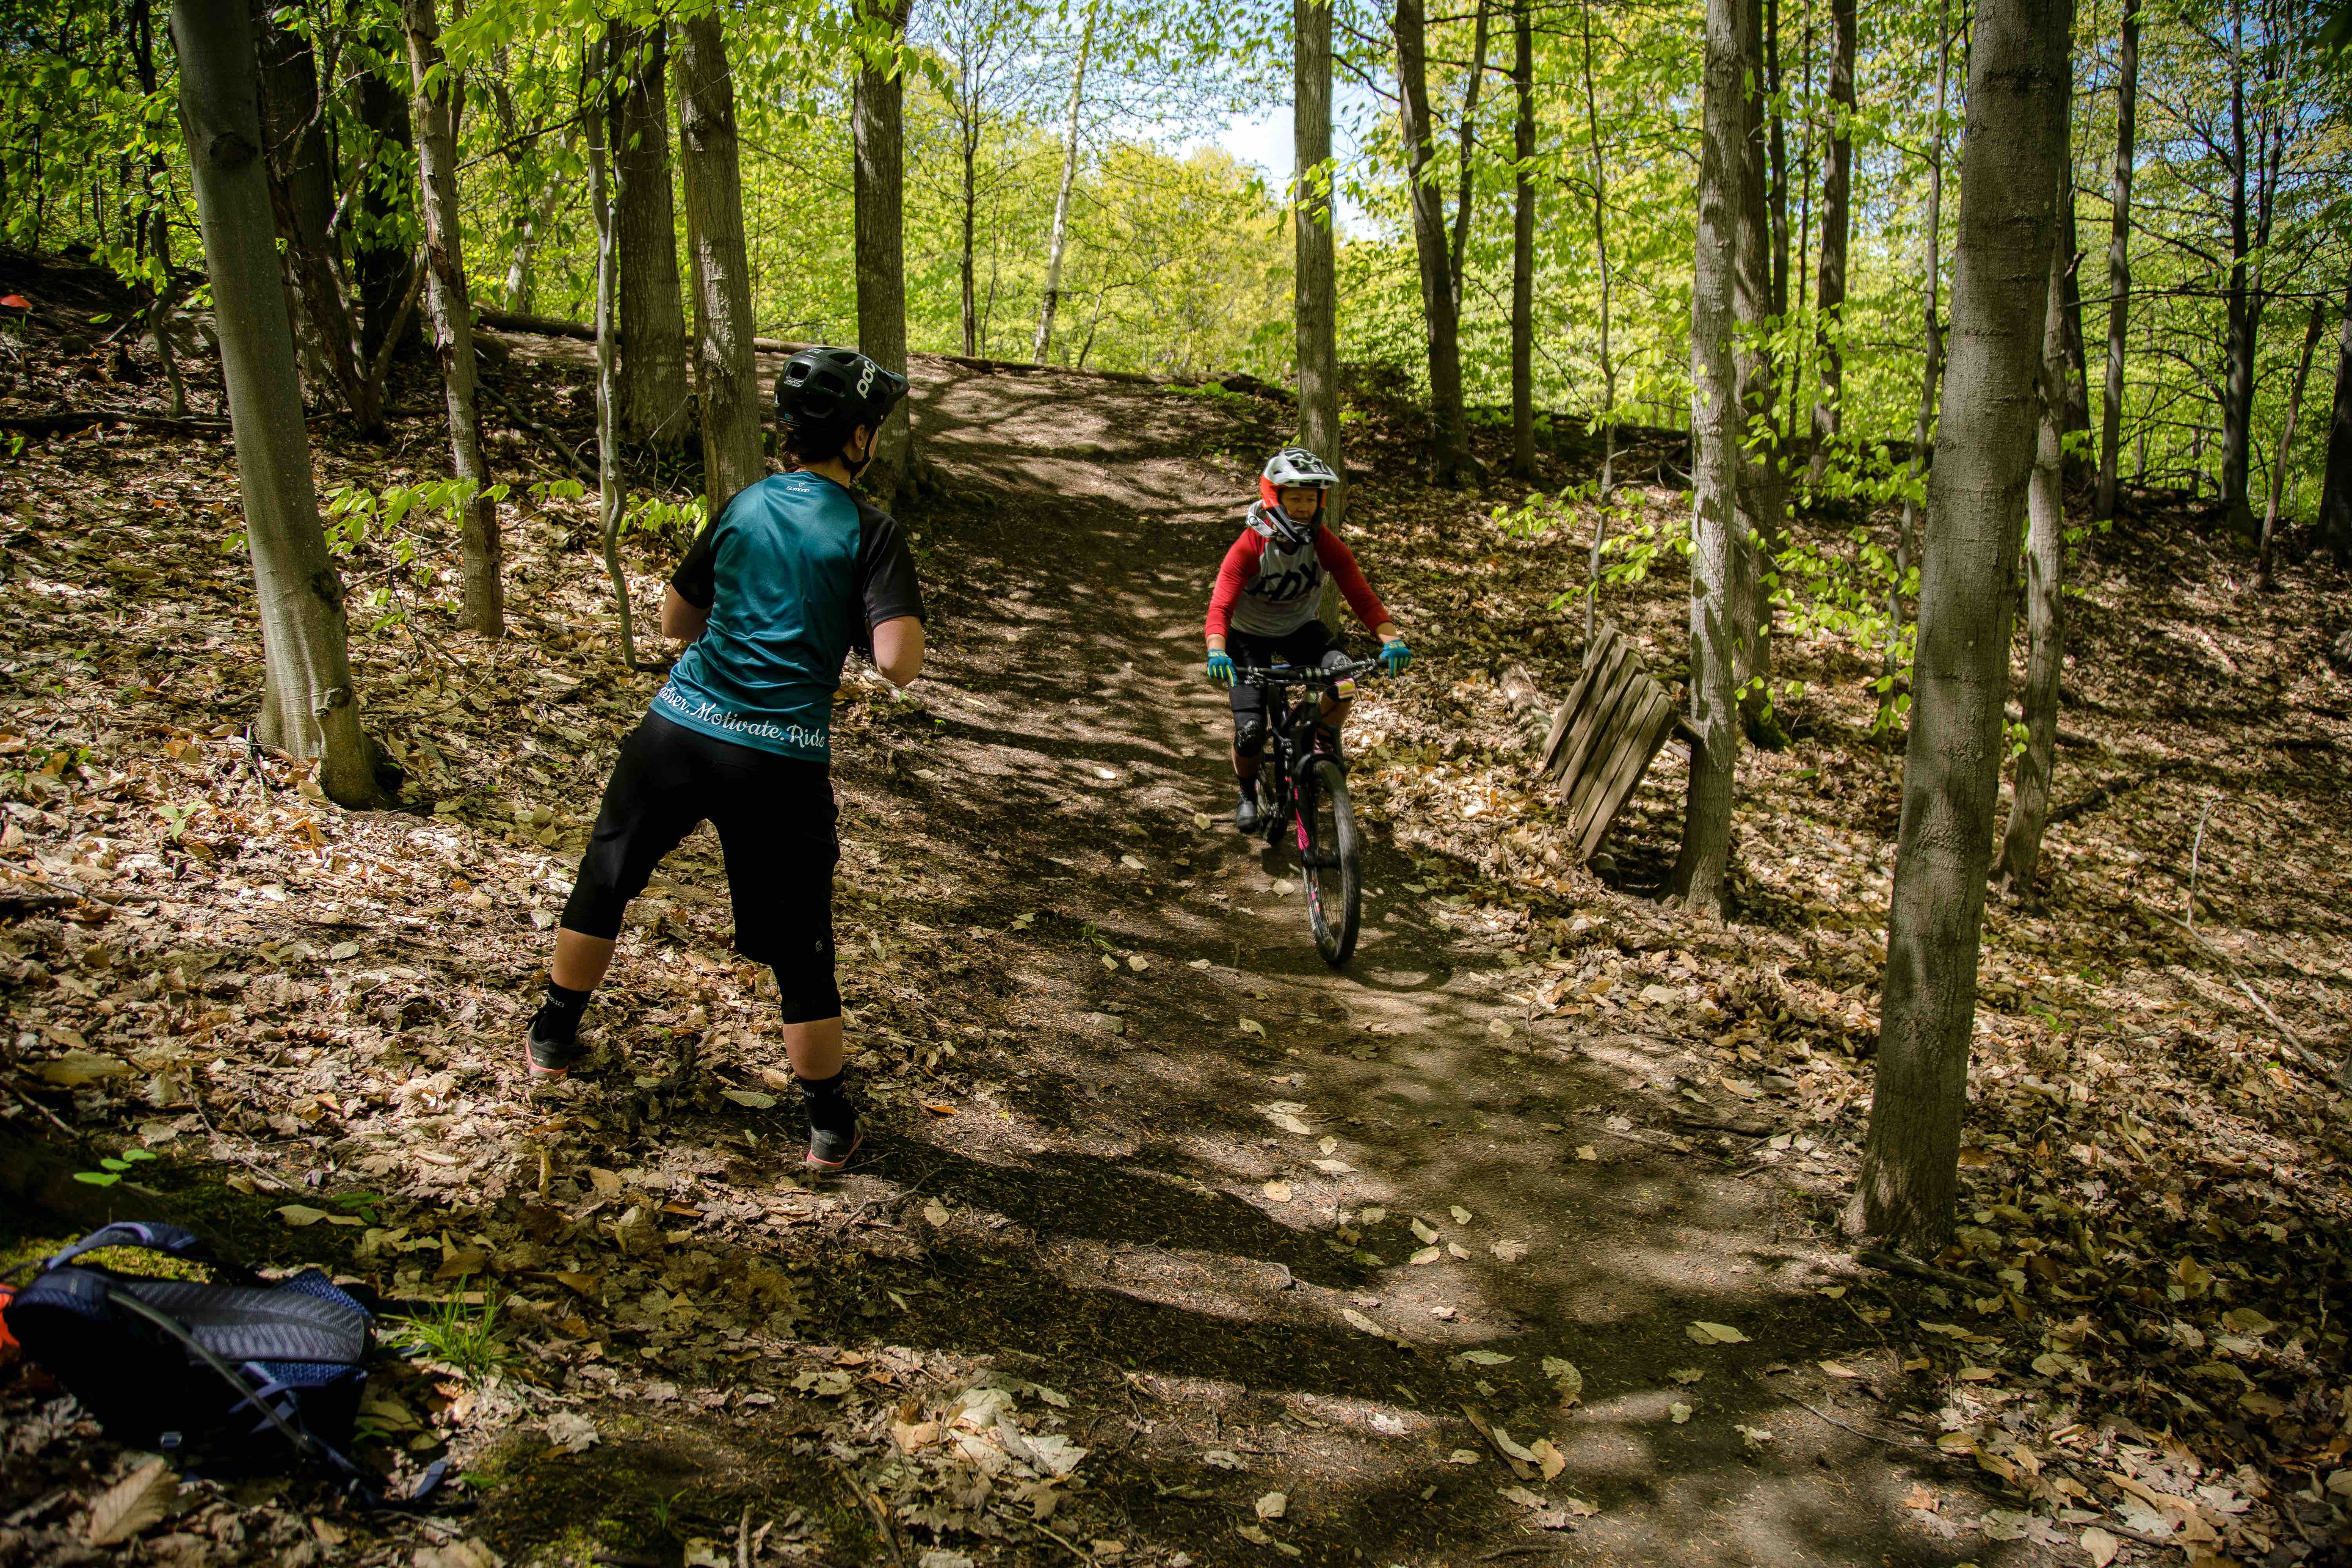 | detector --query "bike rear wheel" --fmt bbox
[1298,757,1361,967]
